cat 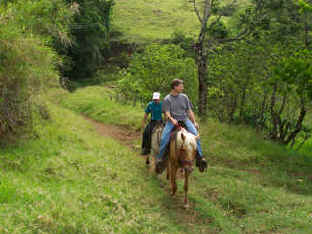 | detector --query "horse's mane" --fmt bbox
[175,128,197,152]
